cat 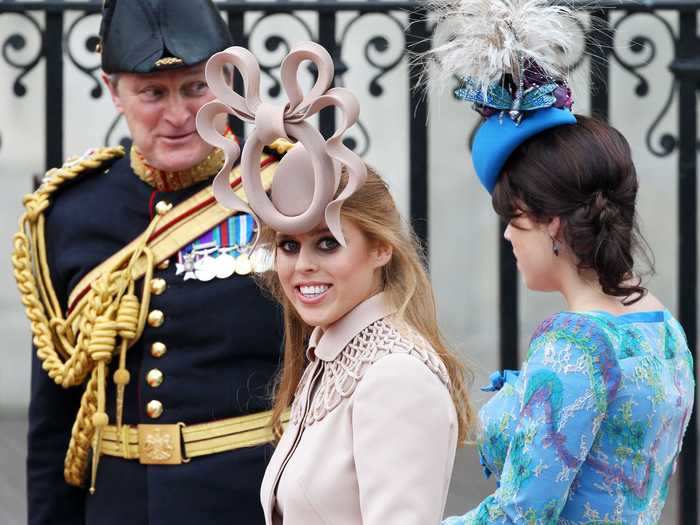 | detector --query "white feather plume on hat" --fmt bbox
[426,0,578,94]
